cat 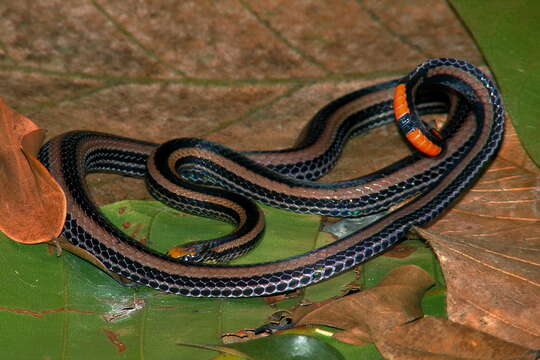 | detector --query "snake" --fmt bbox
[38,58,504,297]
